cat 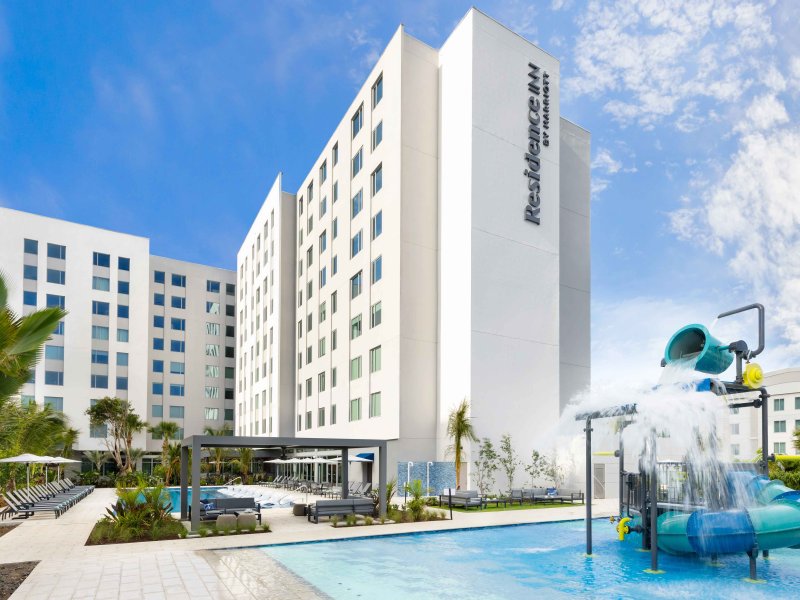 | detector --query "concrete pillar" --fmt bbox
[341,448,349,499]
